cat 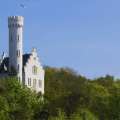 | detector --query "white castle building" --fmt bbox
[0,16,45,94]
